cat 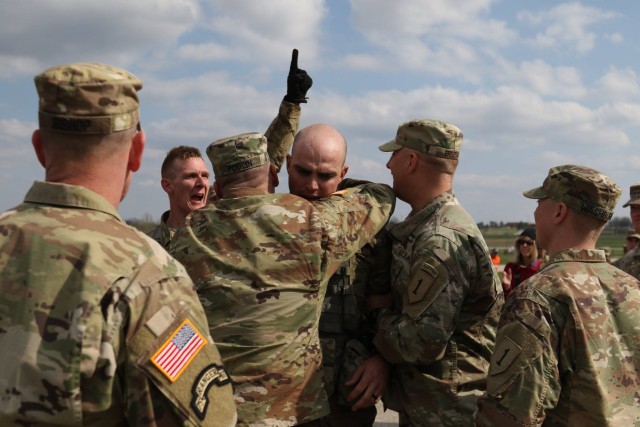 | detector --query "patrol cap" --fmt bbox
[523,164,621,221]
[35,62,142,134]
[207,132,270,177]
[622,183,640,208]
[378,119,463,160]
[627,232,640,240]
